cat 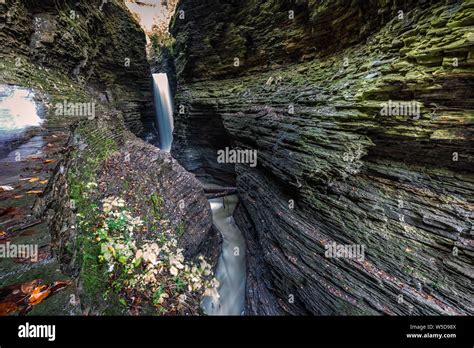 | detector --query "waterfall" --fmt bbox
[152,73,174,152]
